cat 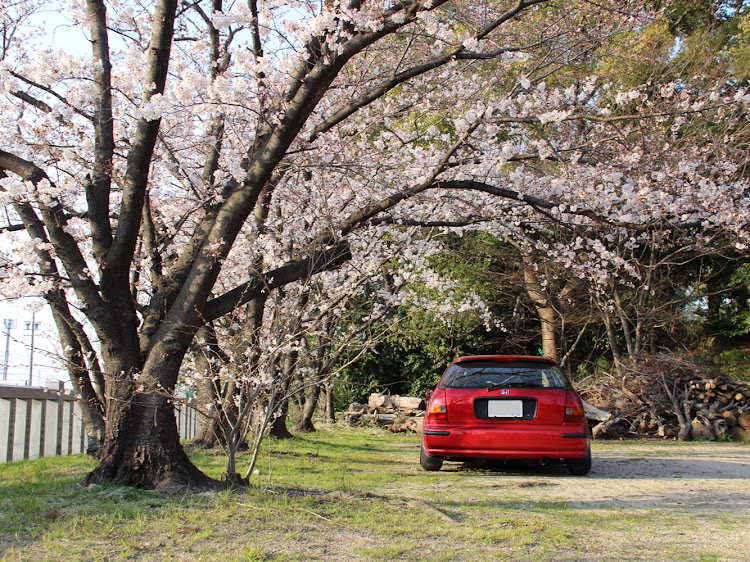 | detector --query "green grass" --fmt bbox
[1,426,748,560]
